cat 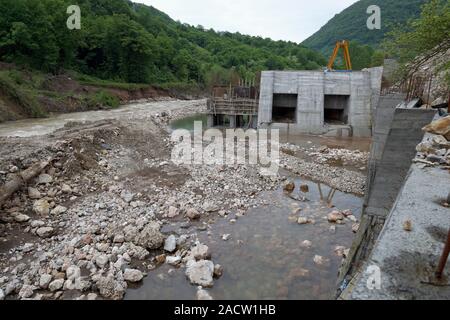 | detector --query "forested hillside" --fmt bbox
[0,0,327,87]
[303,0,429,54]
